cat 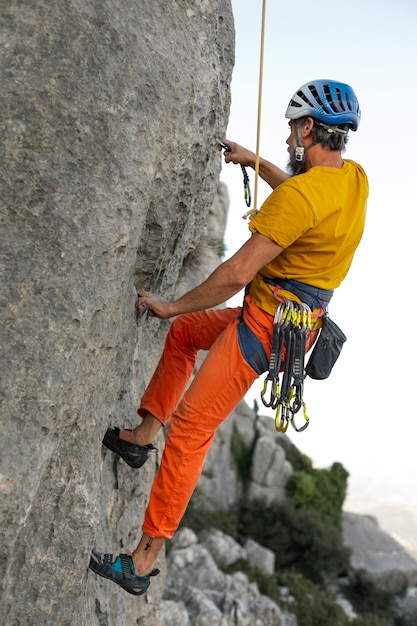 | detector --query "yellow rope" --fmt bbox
[245,0,266,220]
